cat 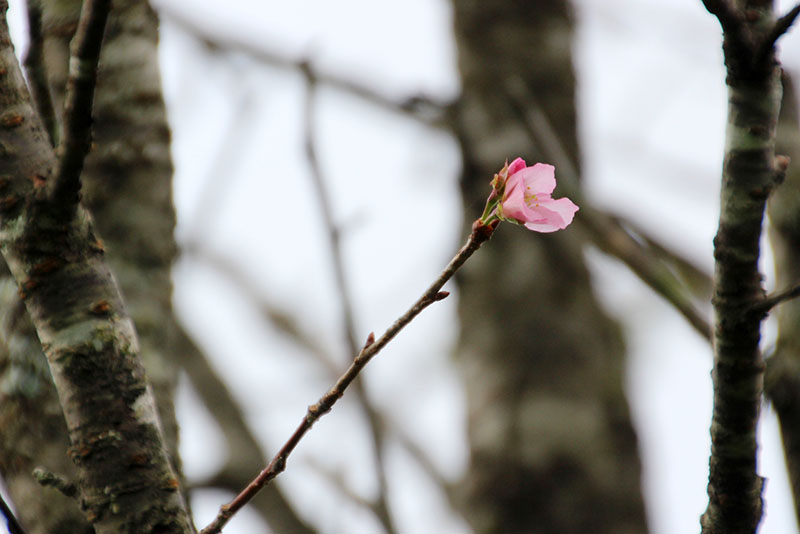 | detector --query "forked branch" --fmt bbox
[49,0,110,214]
